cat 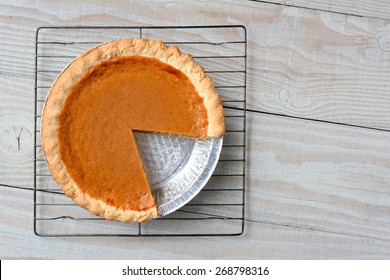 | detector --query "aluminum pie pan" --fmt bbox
[134,132,223,217]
